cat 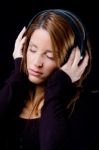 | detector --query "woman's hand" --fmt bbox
[13,26,27,59]
[61,47,89,83]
